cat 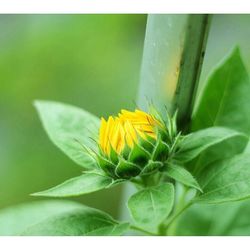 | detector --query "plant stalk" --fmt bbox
[161,202,192,235]
[172,15,212,131]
